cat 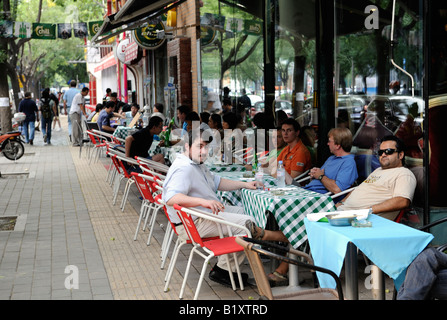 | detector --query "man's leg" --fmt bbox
[28,121,35,144]
[70,113,81,145]
[23,121,29,143]
[397,247,447,300]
